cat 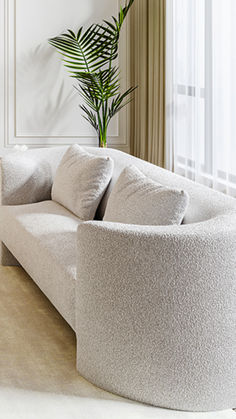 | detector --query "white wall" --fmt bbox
[0,0,130,153]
